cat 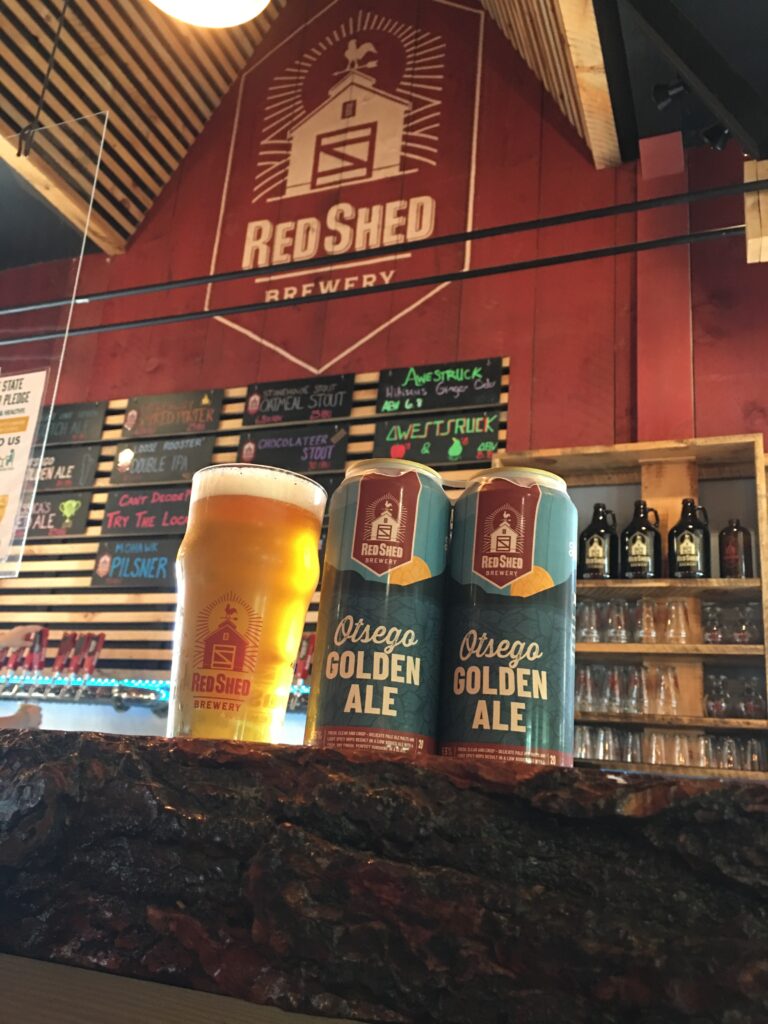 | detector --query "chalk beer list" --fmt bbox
[29,444,100,492]
[92,537,180,589]
[45,401,107,444]
[243,374,354,425]
[111,436,215,485]
[102,485,191,536]
[24,491,91,537]
[122,389,223,438]
[377,358,502,415]
[238,422,348,473]
[373,410,499,466]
